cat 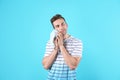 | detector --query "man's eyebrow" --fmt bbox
[55,24,59,27]
[62,21,64,23]
[56,24,59,26]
